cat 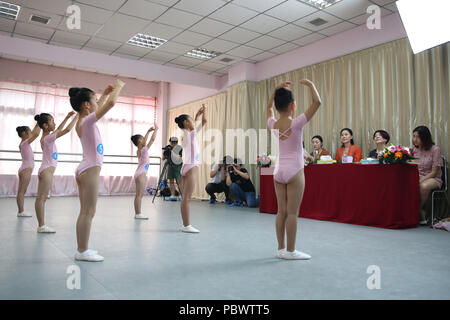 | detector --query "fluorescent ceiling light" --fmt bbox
[185,48,219,60]
[0,1,20,20]
[297,0,342,10]
[396,0,450,54]
[127,33,167,49]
